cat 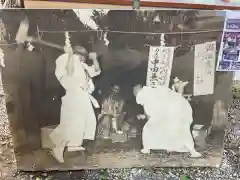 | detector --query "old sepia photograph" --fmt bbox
[0,9,233,170]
